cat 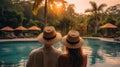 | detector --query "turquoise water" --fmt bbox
[0,38,120,67]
